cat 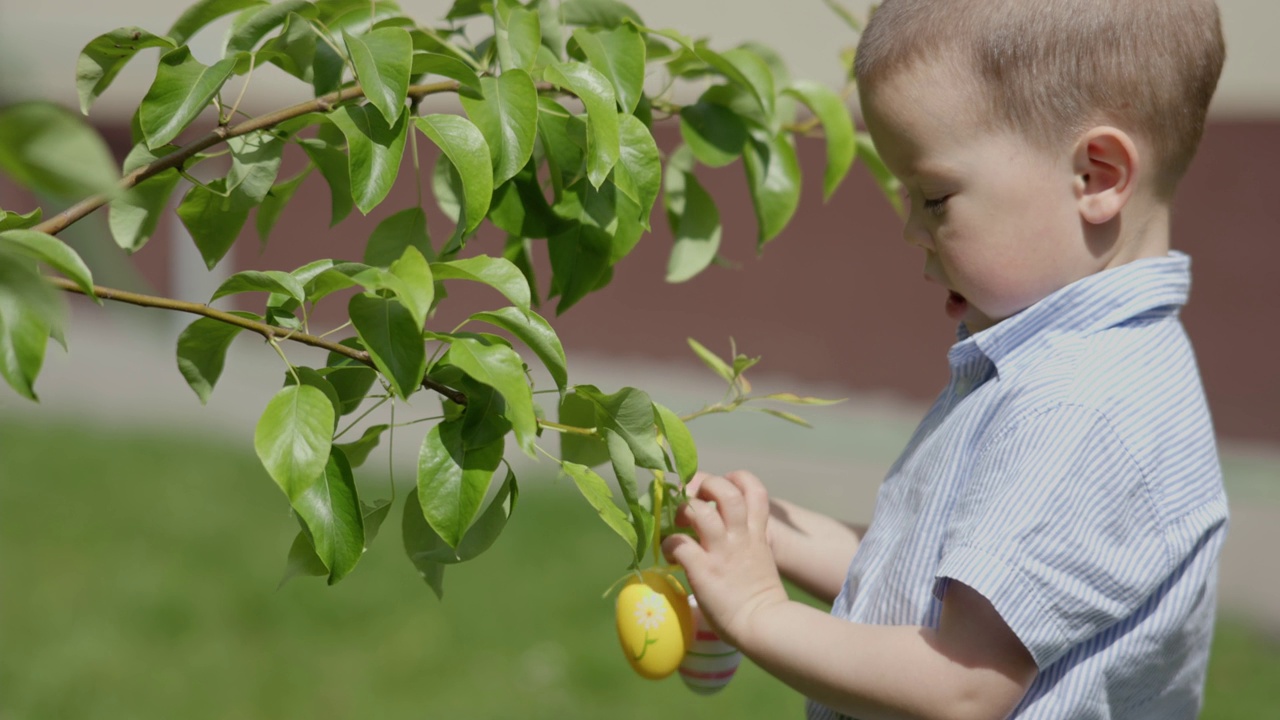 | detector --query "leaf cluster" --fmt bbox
[0,0,884,595]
